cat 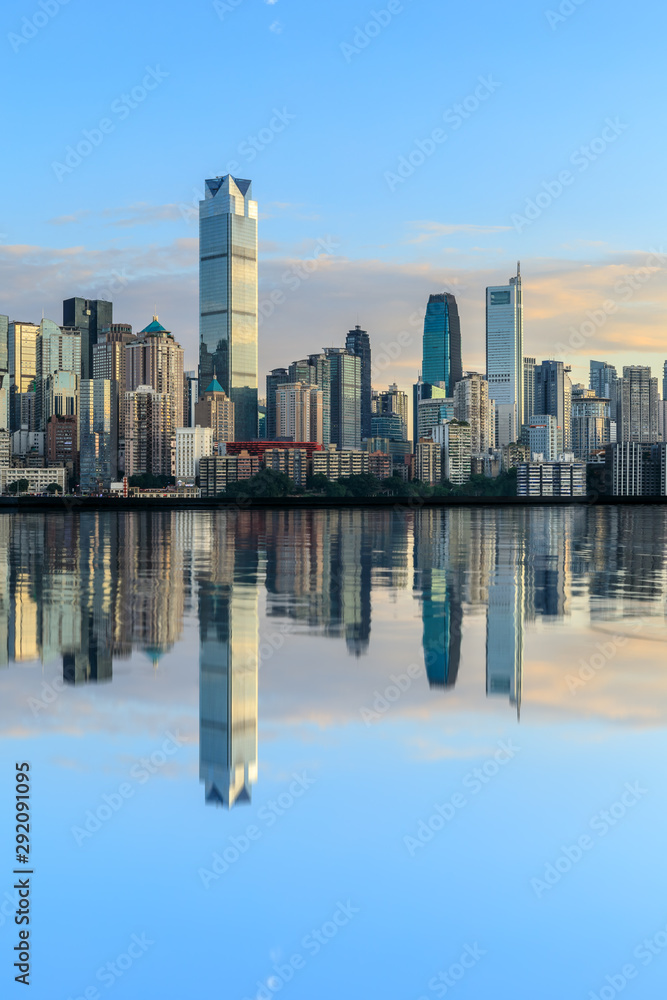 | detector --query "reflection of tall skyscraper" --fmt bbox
[486,520,524,715]
[199,519,259,808]
[414,510,463,689]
